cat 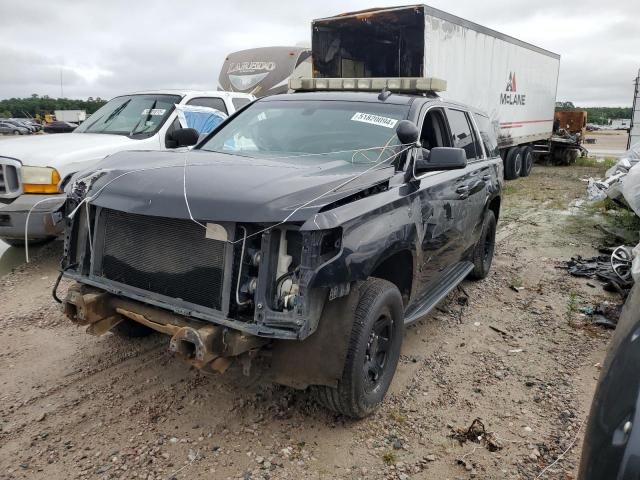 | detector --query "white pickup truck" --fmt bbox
[0,90,254,246]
